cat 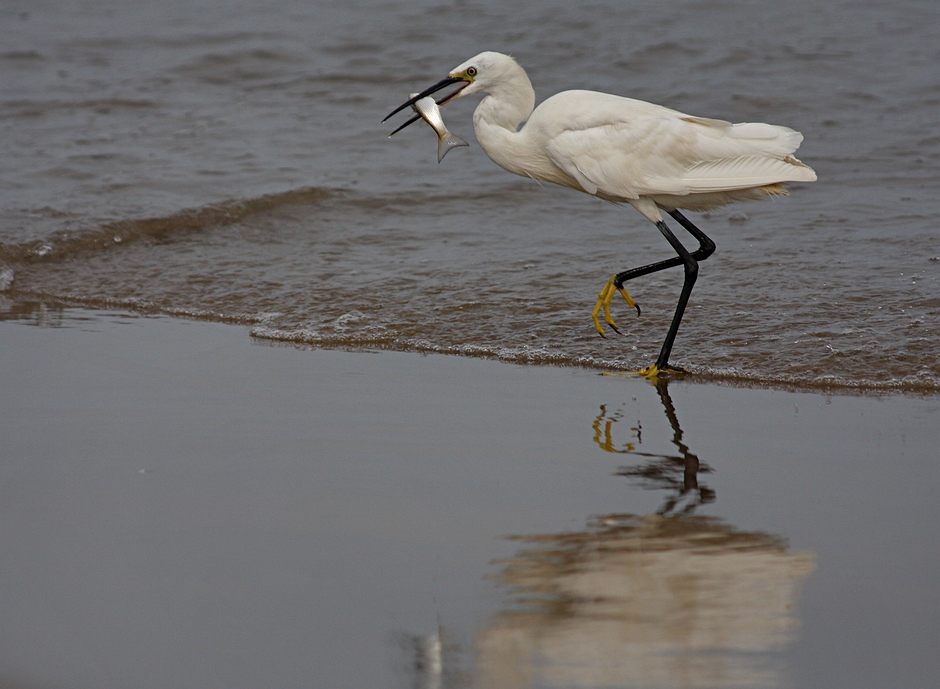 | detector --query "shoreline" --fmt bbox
[5,294,937,398]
